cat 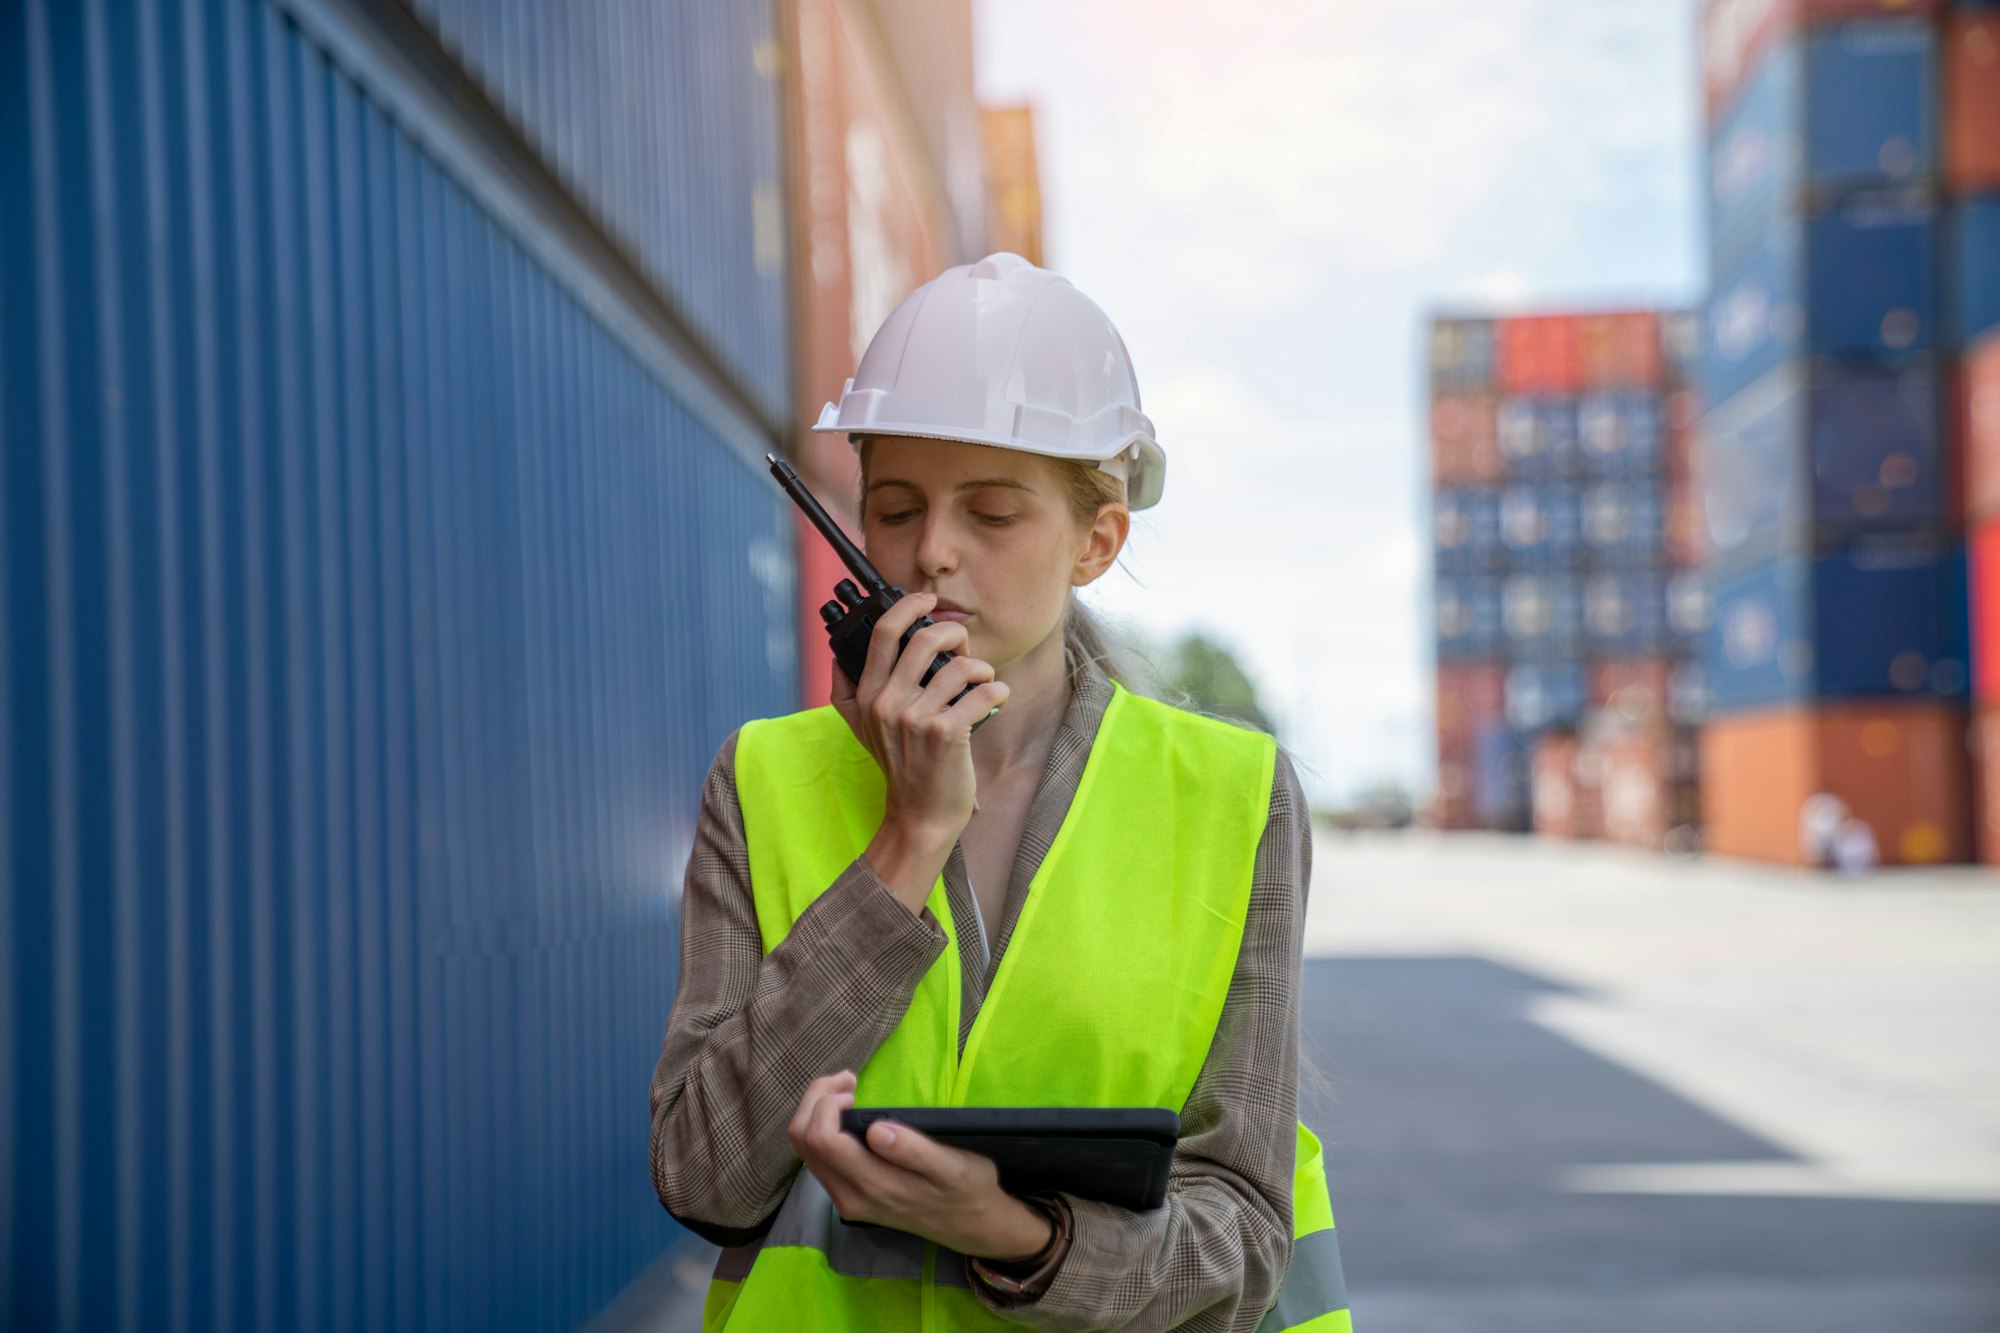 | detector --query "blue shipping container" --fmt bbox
[1701,537,1969,711]
[1698,358,1945,569]
[1957,195,2000,345]
[1498,483,1583,567]
[1707,21,1938,277]
[1435,575,1503,660]
[1472,722,1532,829]
[1496,396,1583,482]
[1578,391,1665,479]
[1580,481,1666,566]
[1502,572,1586,657]
[1584,571,1670,655]
[1433,487,1504,574]
[0,2,799,1330]
[398,0,795,428]
[1504,661,1587,734]
[1702,191,1939,408]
